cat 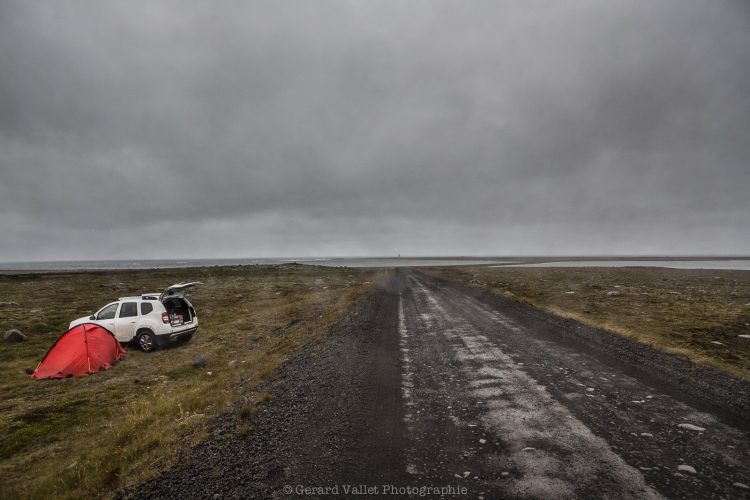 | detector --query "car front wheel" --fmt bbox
[137,330,157,353]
